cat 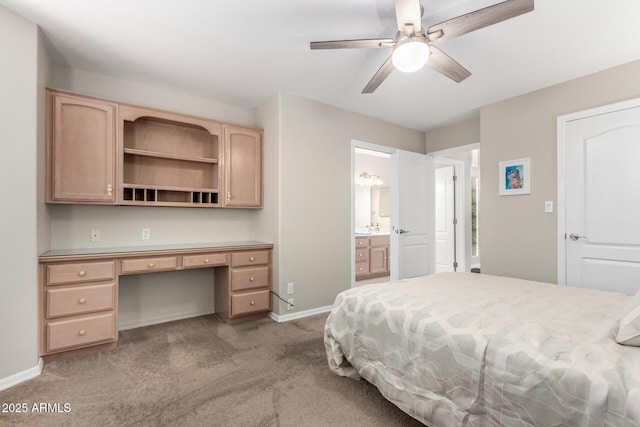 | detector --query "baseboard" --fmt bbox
[268,305,333,323]
[0,358,43,392]
[118,309,215,331]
